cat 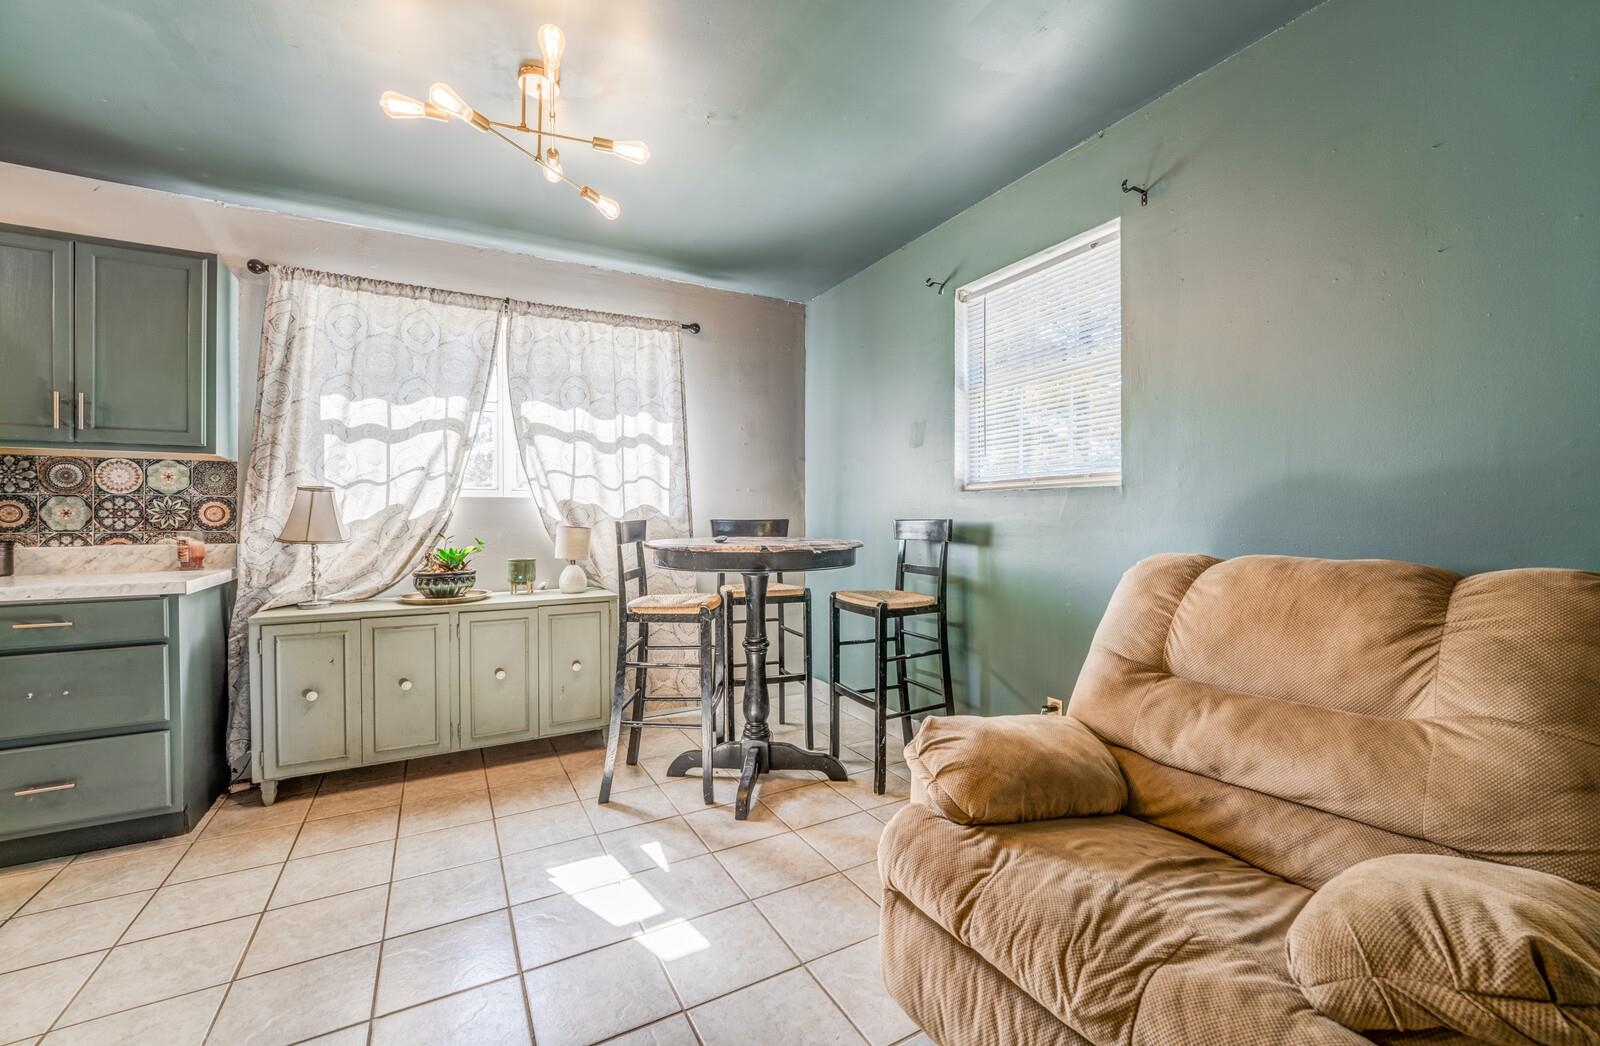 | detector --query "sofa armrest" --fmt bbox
[1287,854,1600,1045]
[903,714,1127,825]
